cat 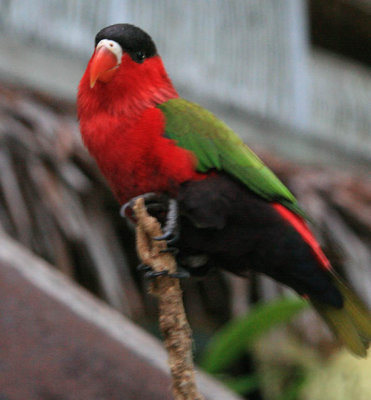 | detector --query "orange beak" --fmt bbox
[89,46,120,88]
